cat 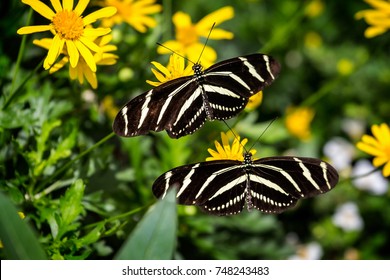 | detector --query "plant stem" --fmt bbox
[37,132,116,192]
